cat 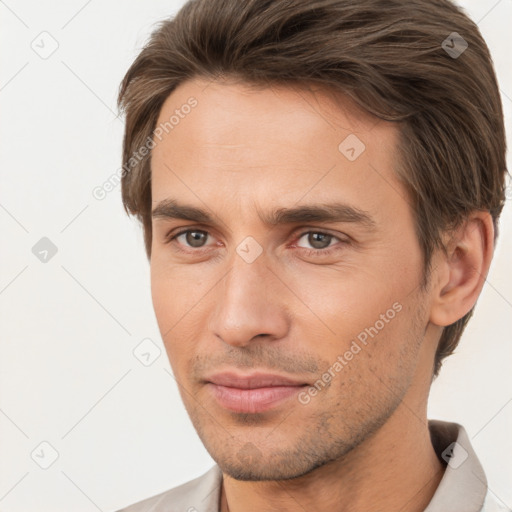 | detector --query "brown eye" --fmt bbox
[308,232,332,249]
[297,232,336,250]
[293,230,349,259]
[180,230,209,248]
